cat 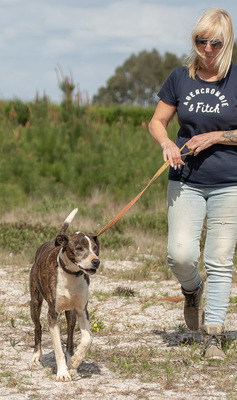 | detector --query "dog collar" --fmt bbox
[58,256,83,277]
